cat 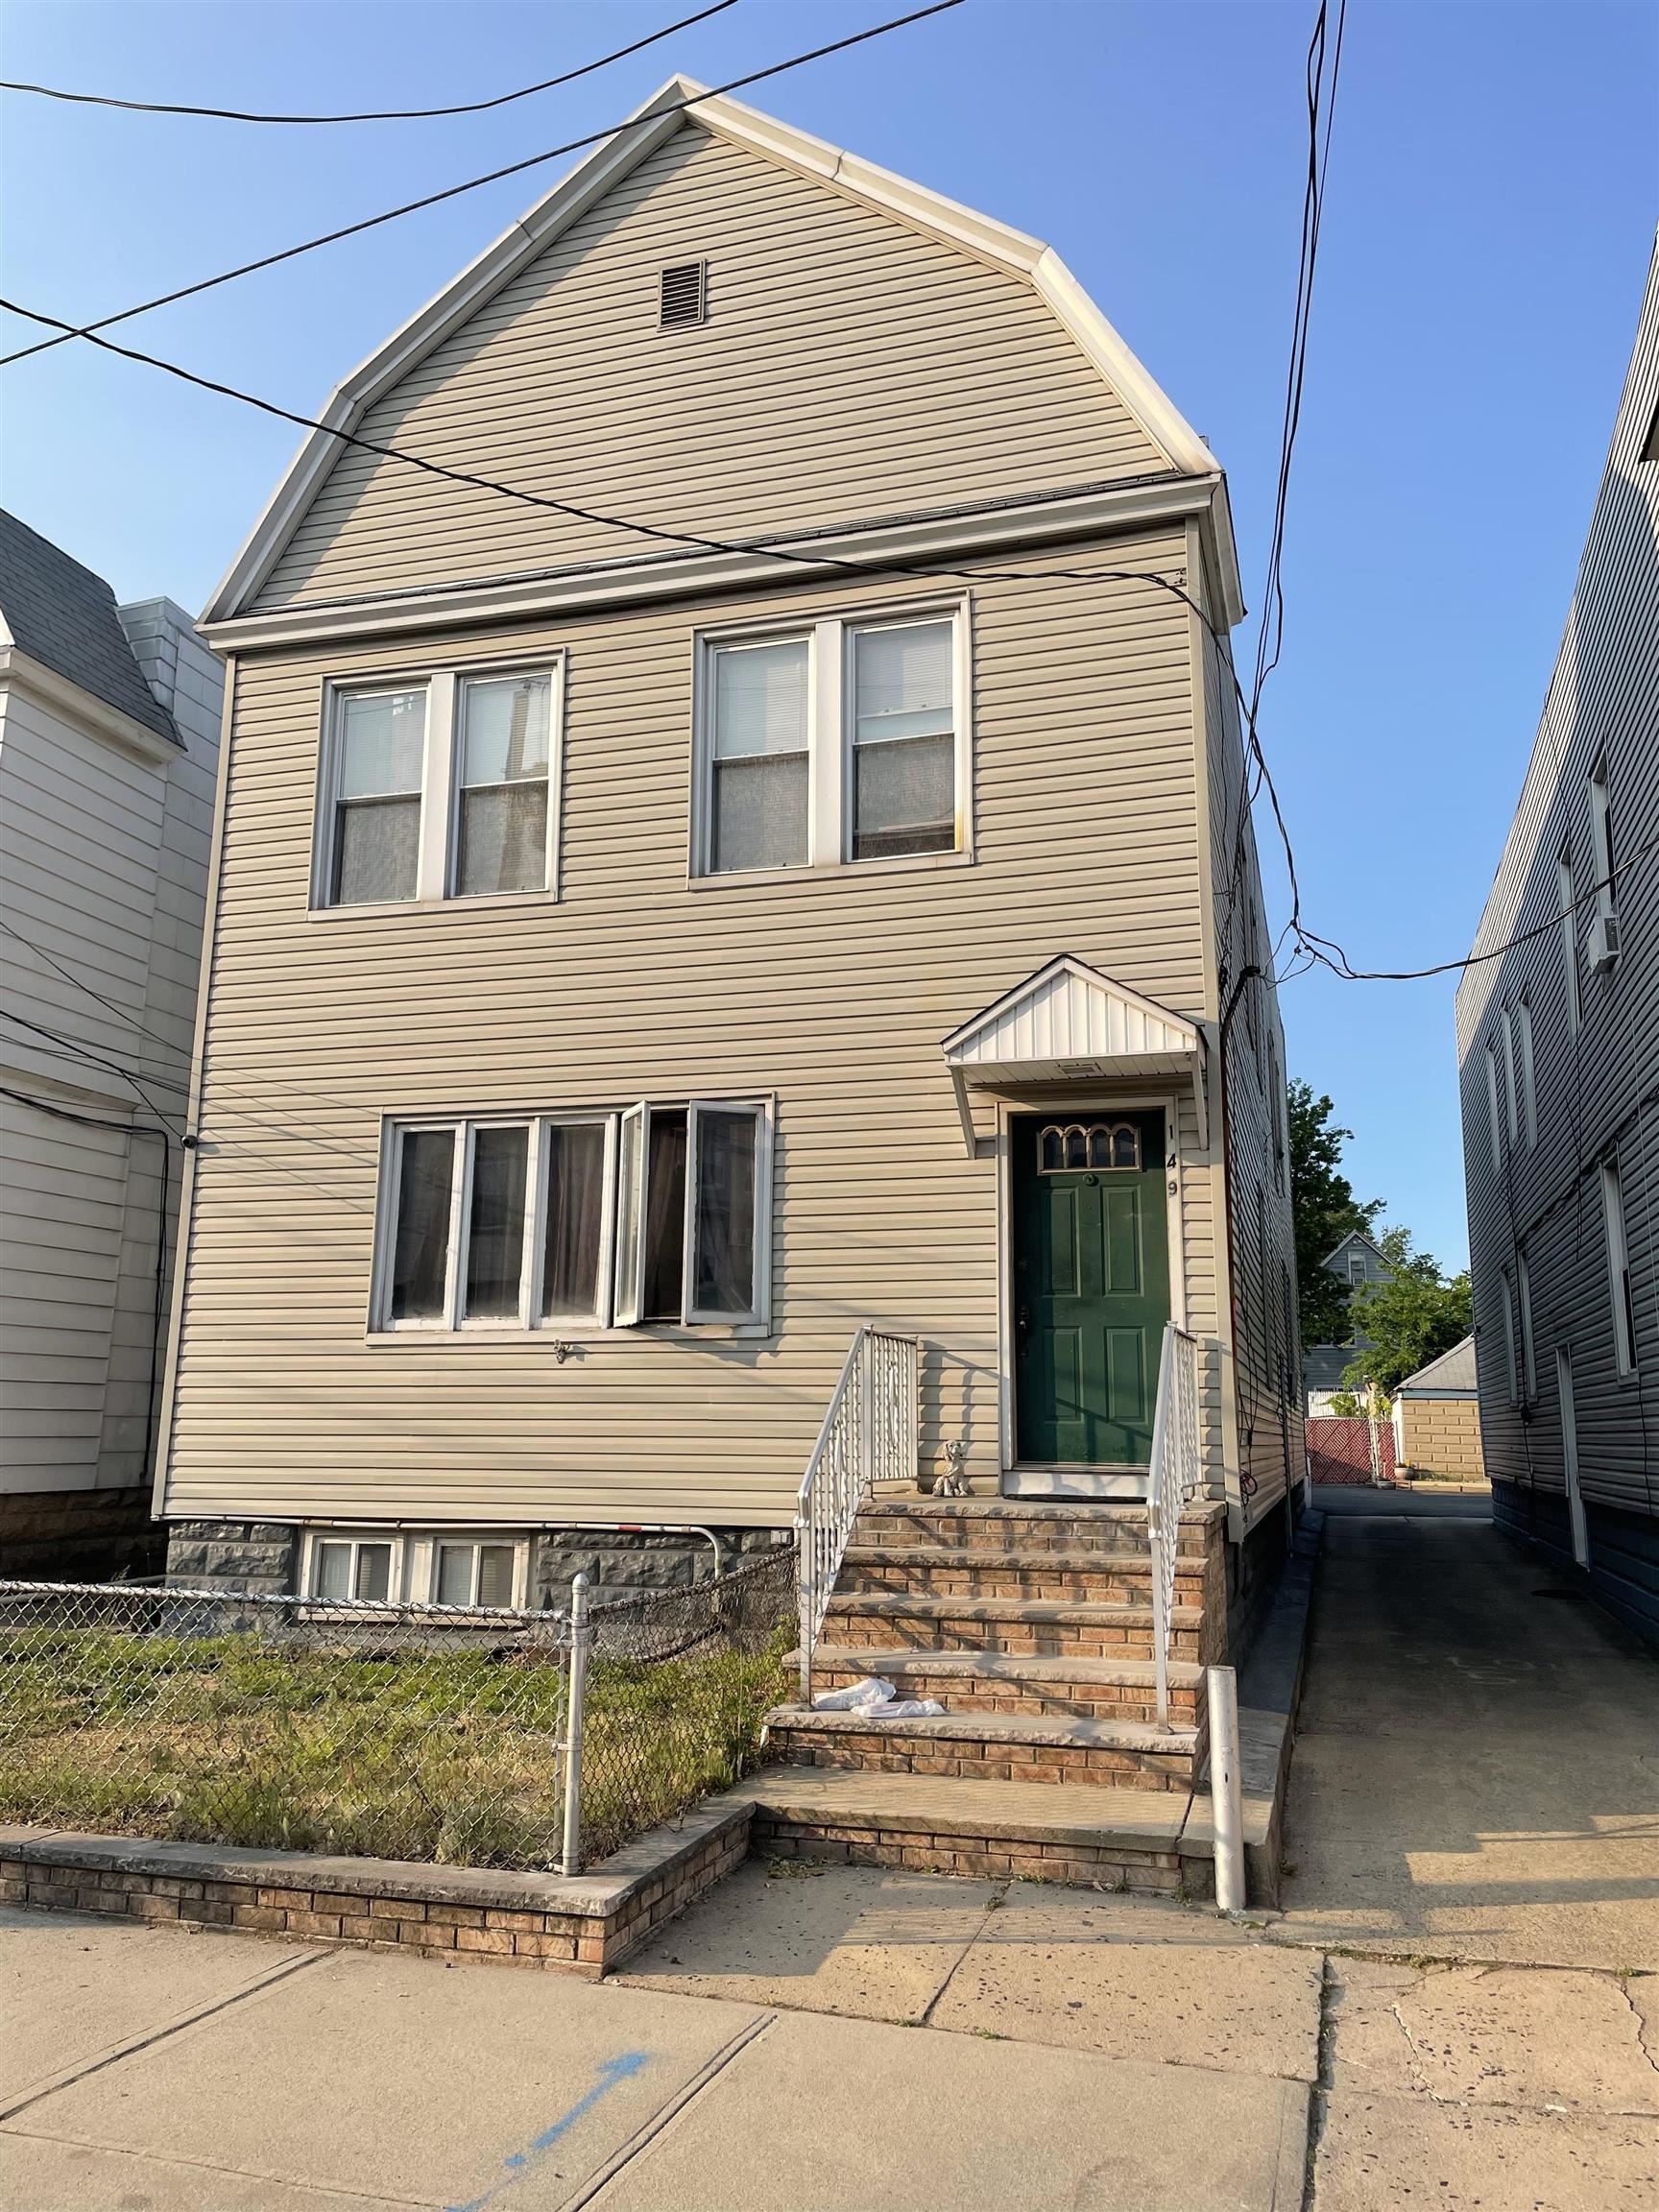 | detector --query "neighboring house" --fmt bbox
[1457,232,1659,1646]
[162,78,1301,1626]
[0,510,222,1576]
[1302,1229,1390,1413]
[1391,1336,1484,1482]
